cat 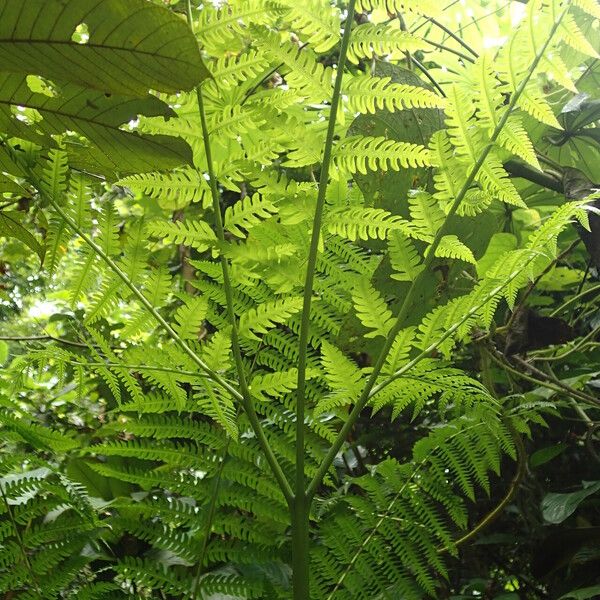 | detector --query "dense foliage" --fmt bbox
[0,0,599,598]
